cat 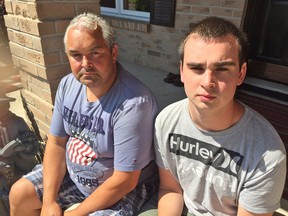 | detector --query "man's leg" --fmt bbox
[137,193,158,216]
[9,177,41,216]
